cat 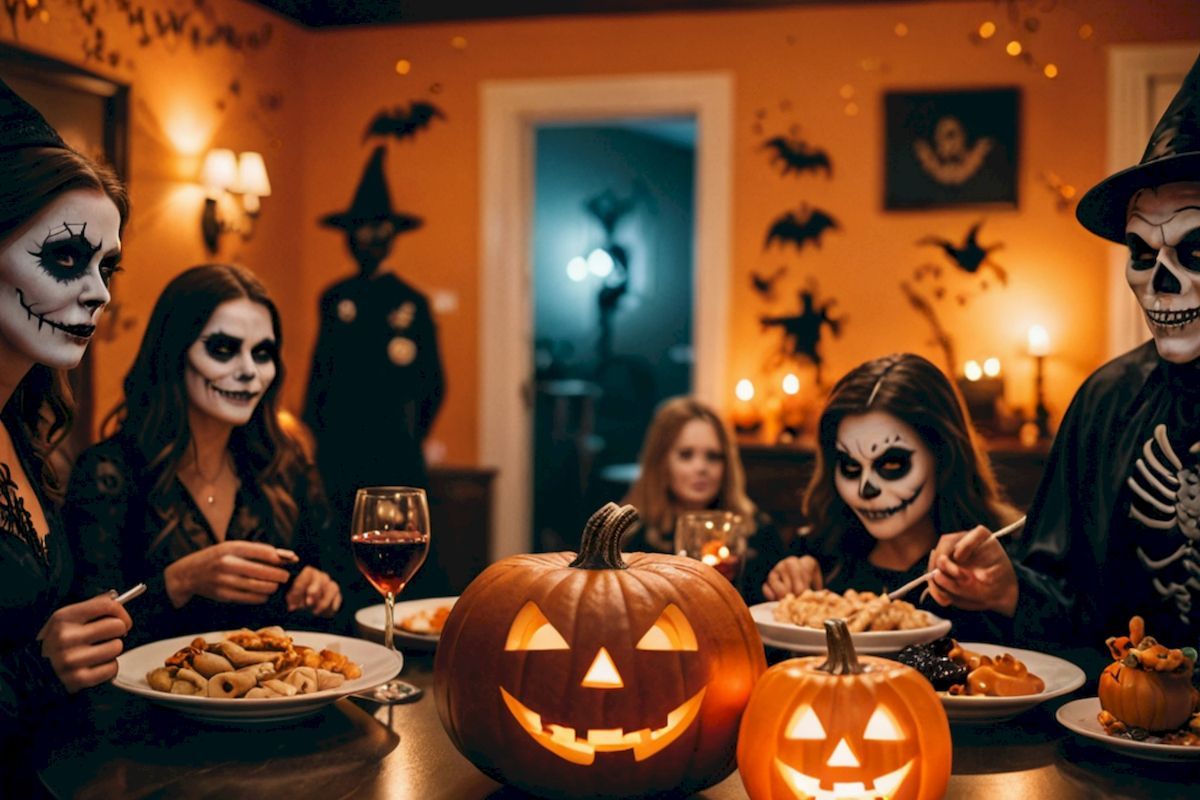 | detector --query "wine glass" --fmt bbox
[674,510,748,587]
[350,486,431,703]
